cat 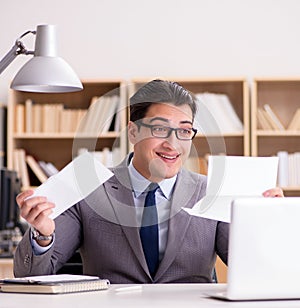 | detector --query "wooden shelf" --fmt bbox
[251,78,300,195]
[128,78,250,157]
[12,132,120,139]
[252,78,300,152]
[256,130,300,136]
[7,80,128,187]
[251,78,300,156]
